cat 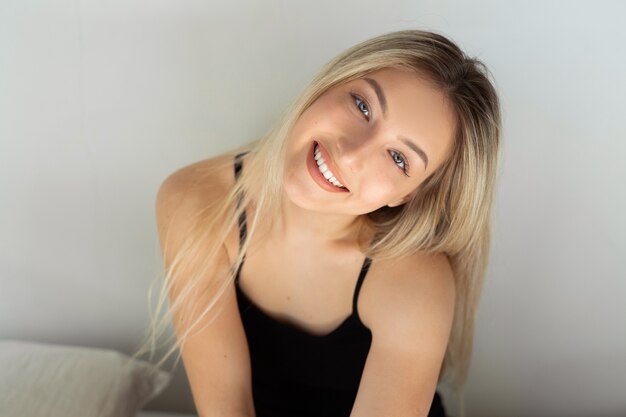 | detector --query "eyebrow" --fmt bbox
[400,137,428,170]
[363,77,429,170]
[363,77,388,116]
